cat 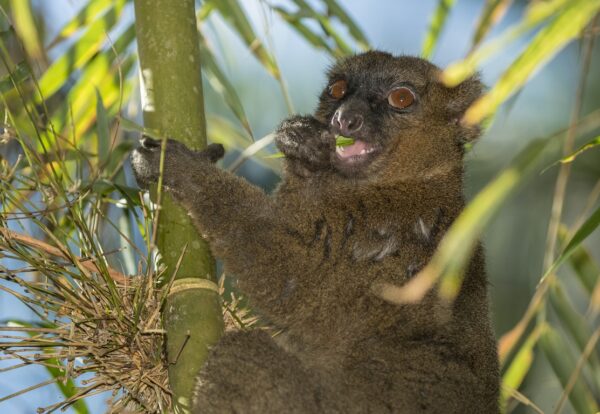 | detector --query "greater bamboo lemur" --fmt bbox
[131,51,500,413]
